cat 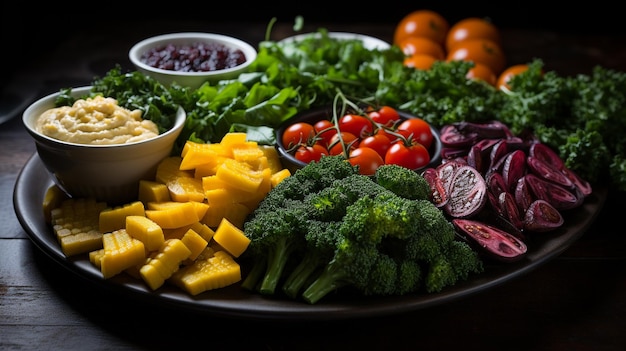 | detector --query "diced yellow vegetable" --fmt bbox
[43,185,69,224]
[202,202,250,229]
[169,250,241,295]
[163,223,193,241]
[218,132,248,156]
[50,198,107,256]
[181,228,208,261]
[259,145,283,174]
[138,180,170,204]
[215,158,265,193]
[139,239,191,290]
[189,221,215,242]
[156,156,193,184]
[271,168,291,187]
[167,176,205,202]
[99,201,145,234]
[145,201,199,229]
[89,249,105,268]
[100,229,146,279]
[125,215,165,252]
[180,141,226,171]
[212,218,250,257]
[231,142,264,164]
